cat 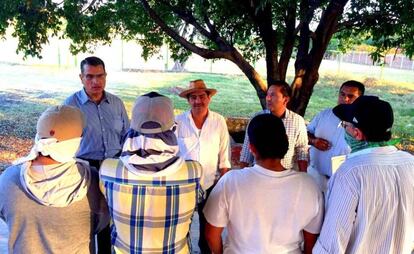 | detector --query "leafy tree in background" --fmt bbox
[1,0,413,115]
